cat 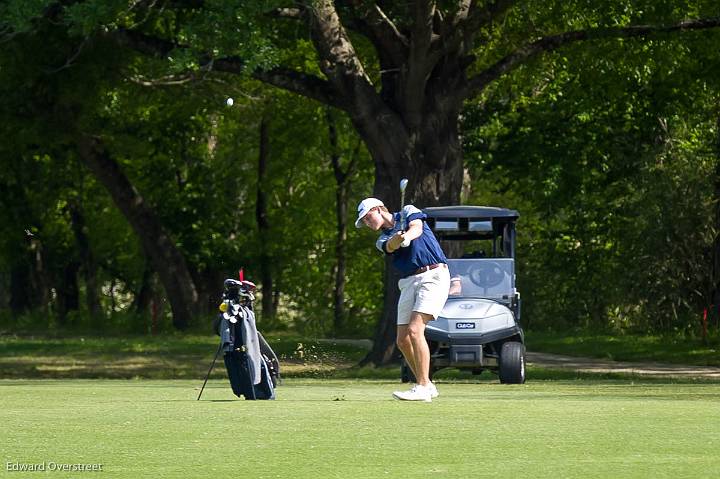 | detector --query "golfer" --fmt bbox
[356,197,450,402]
